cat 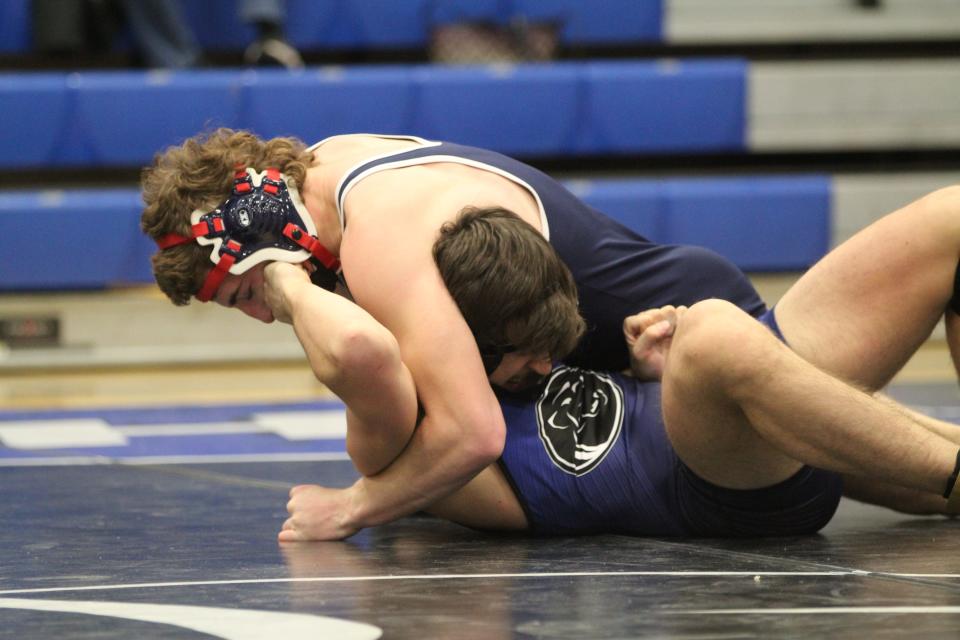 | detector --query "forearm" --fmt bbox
[329,220,509,529]
[344,408,505,529]
[345,403,416,476]
[286,280,418,475]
